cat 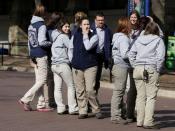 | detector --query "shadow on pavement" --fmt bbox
[101,103,111,118]
[100,106,175,128]
[155,110,175,114]
[155,110,175,129]
[158,119,175,129]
